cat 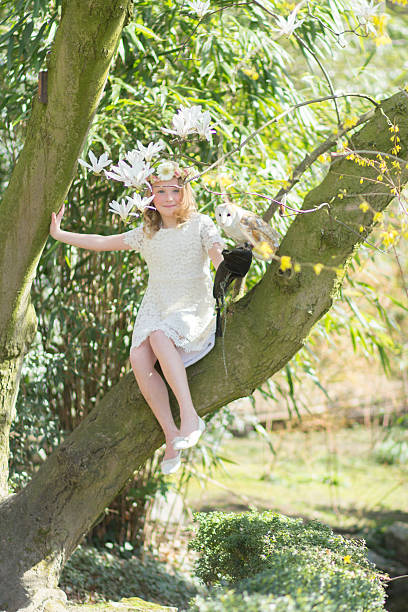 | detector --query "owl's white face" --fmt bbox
[215,203,236,228]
